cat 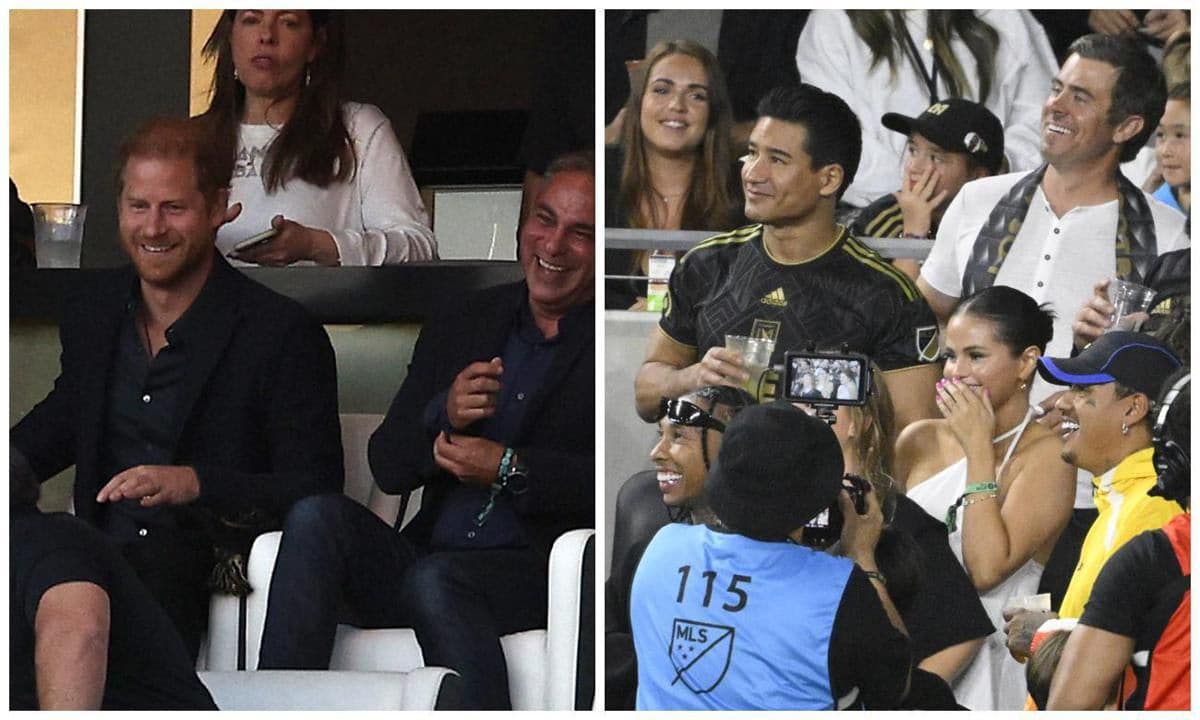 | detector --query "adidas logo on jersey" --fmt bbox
[760,287,787,307]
